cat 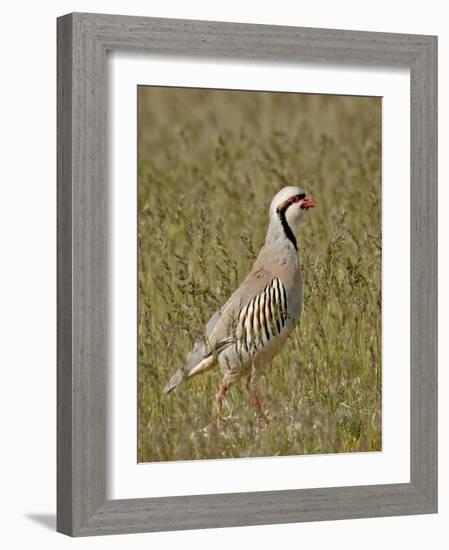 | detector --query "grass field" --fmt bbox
[137,87,382,463]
